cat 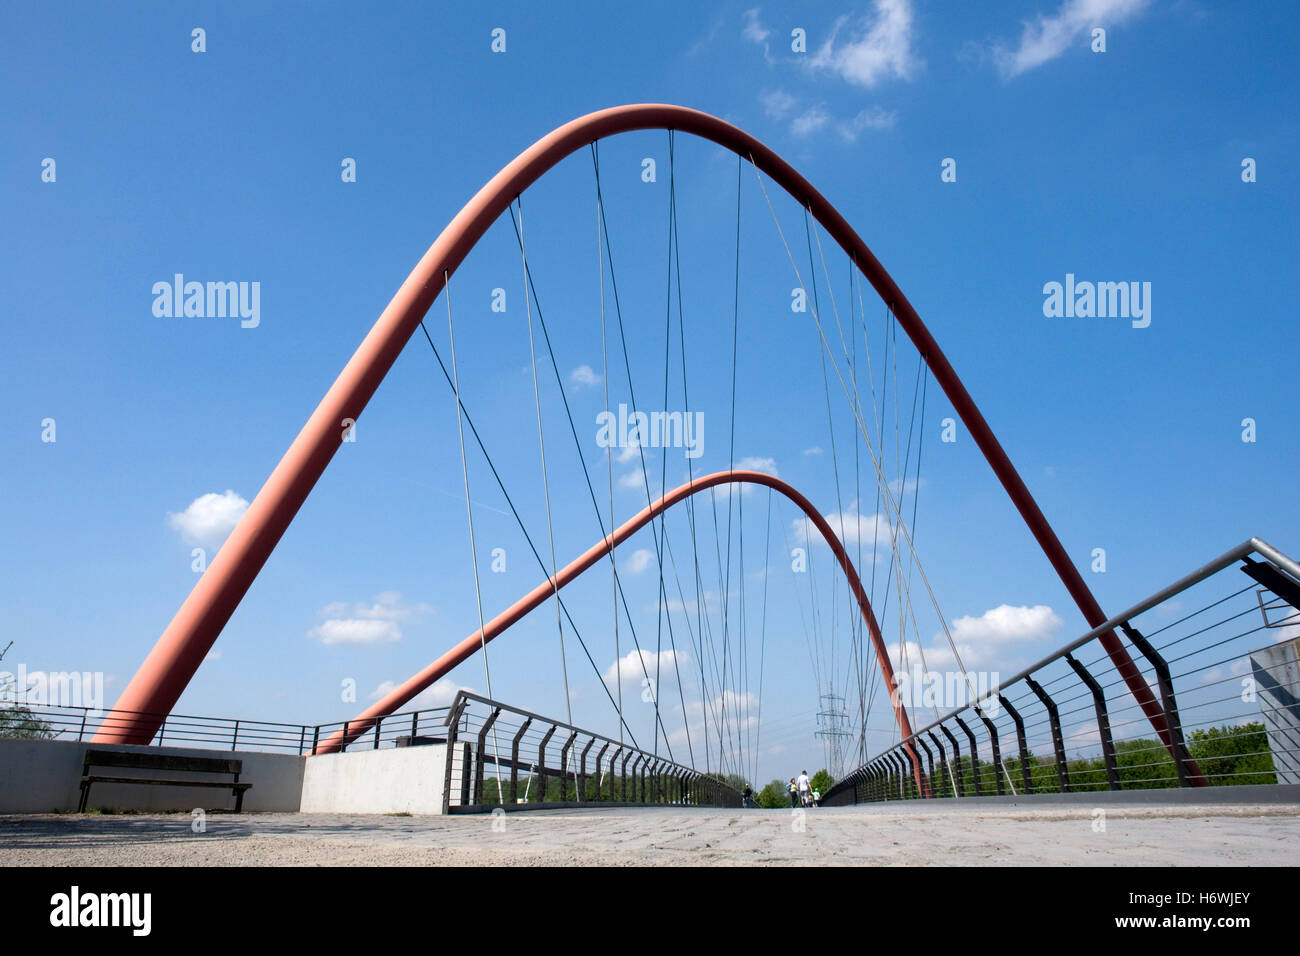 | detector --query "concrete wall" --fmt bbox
[0,737,305,813]
[1252,639,1300,785]
[299,743,446,814]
